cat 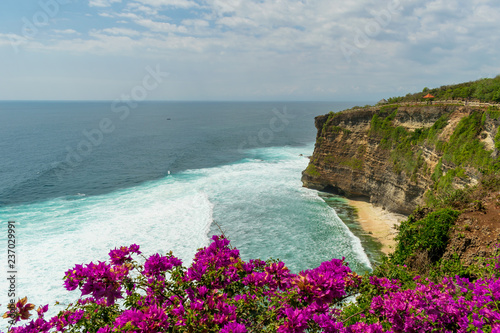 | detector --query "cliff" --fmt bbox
[302,104,500,215]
